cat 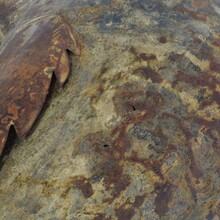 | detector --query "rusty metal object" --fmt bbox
[0,15,80,155]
